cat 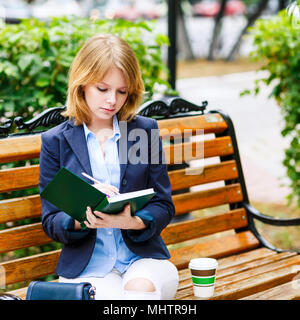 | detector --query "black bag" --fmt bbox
[26,281,96,300]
